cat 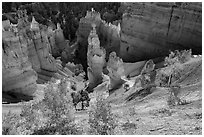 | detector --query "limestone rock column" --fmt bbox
[87,24,106,91]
